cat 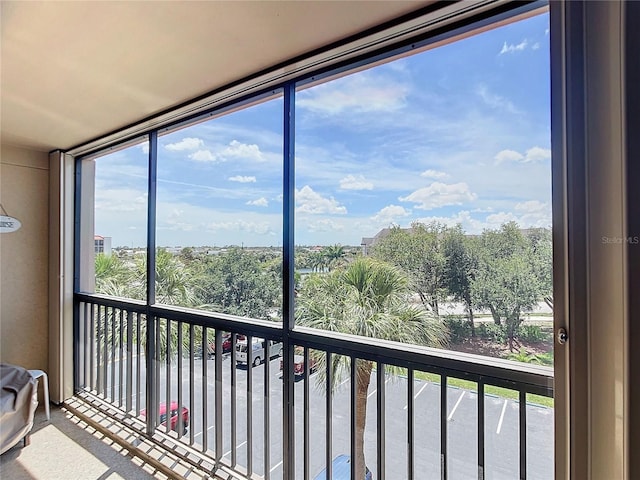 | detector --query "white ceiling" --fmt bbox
[1,1,431,152]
